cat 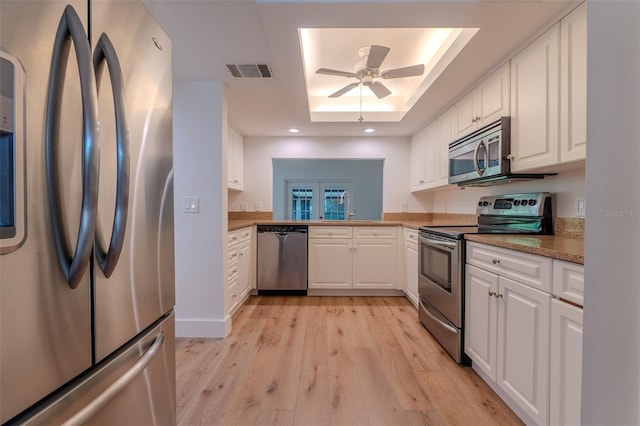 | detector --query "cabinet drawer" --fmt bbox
[467,242,552,292]
[552,260,584,306]
[309,226,352,239]
[238,227,252,243]
[227,231,239,246]
[405,228,419,244]
[227,246,239,264]
[353,226,397,239]
[228,263,239,283]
